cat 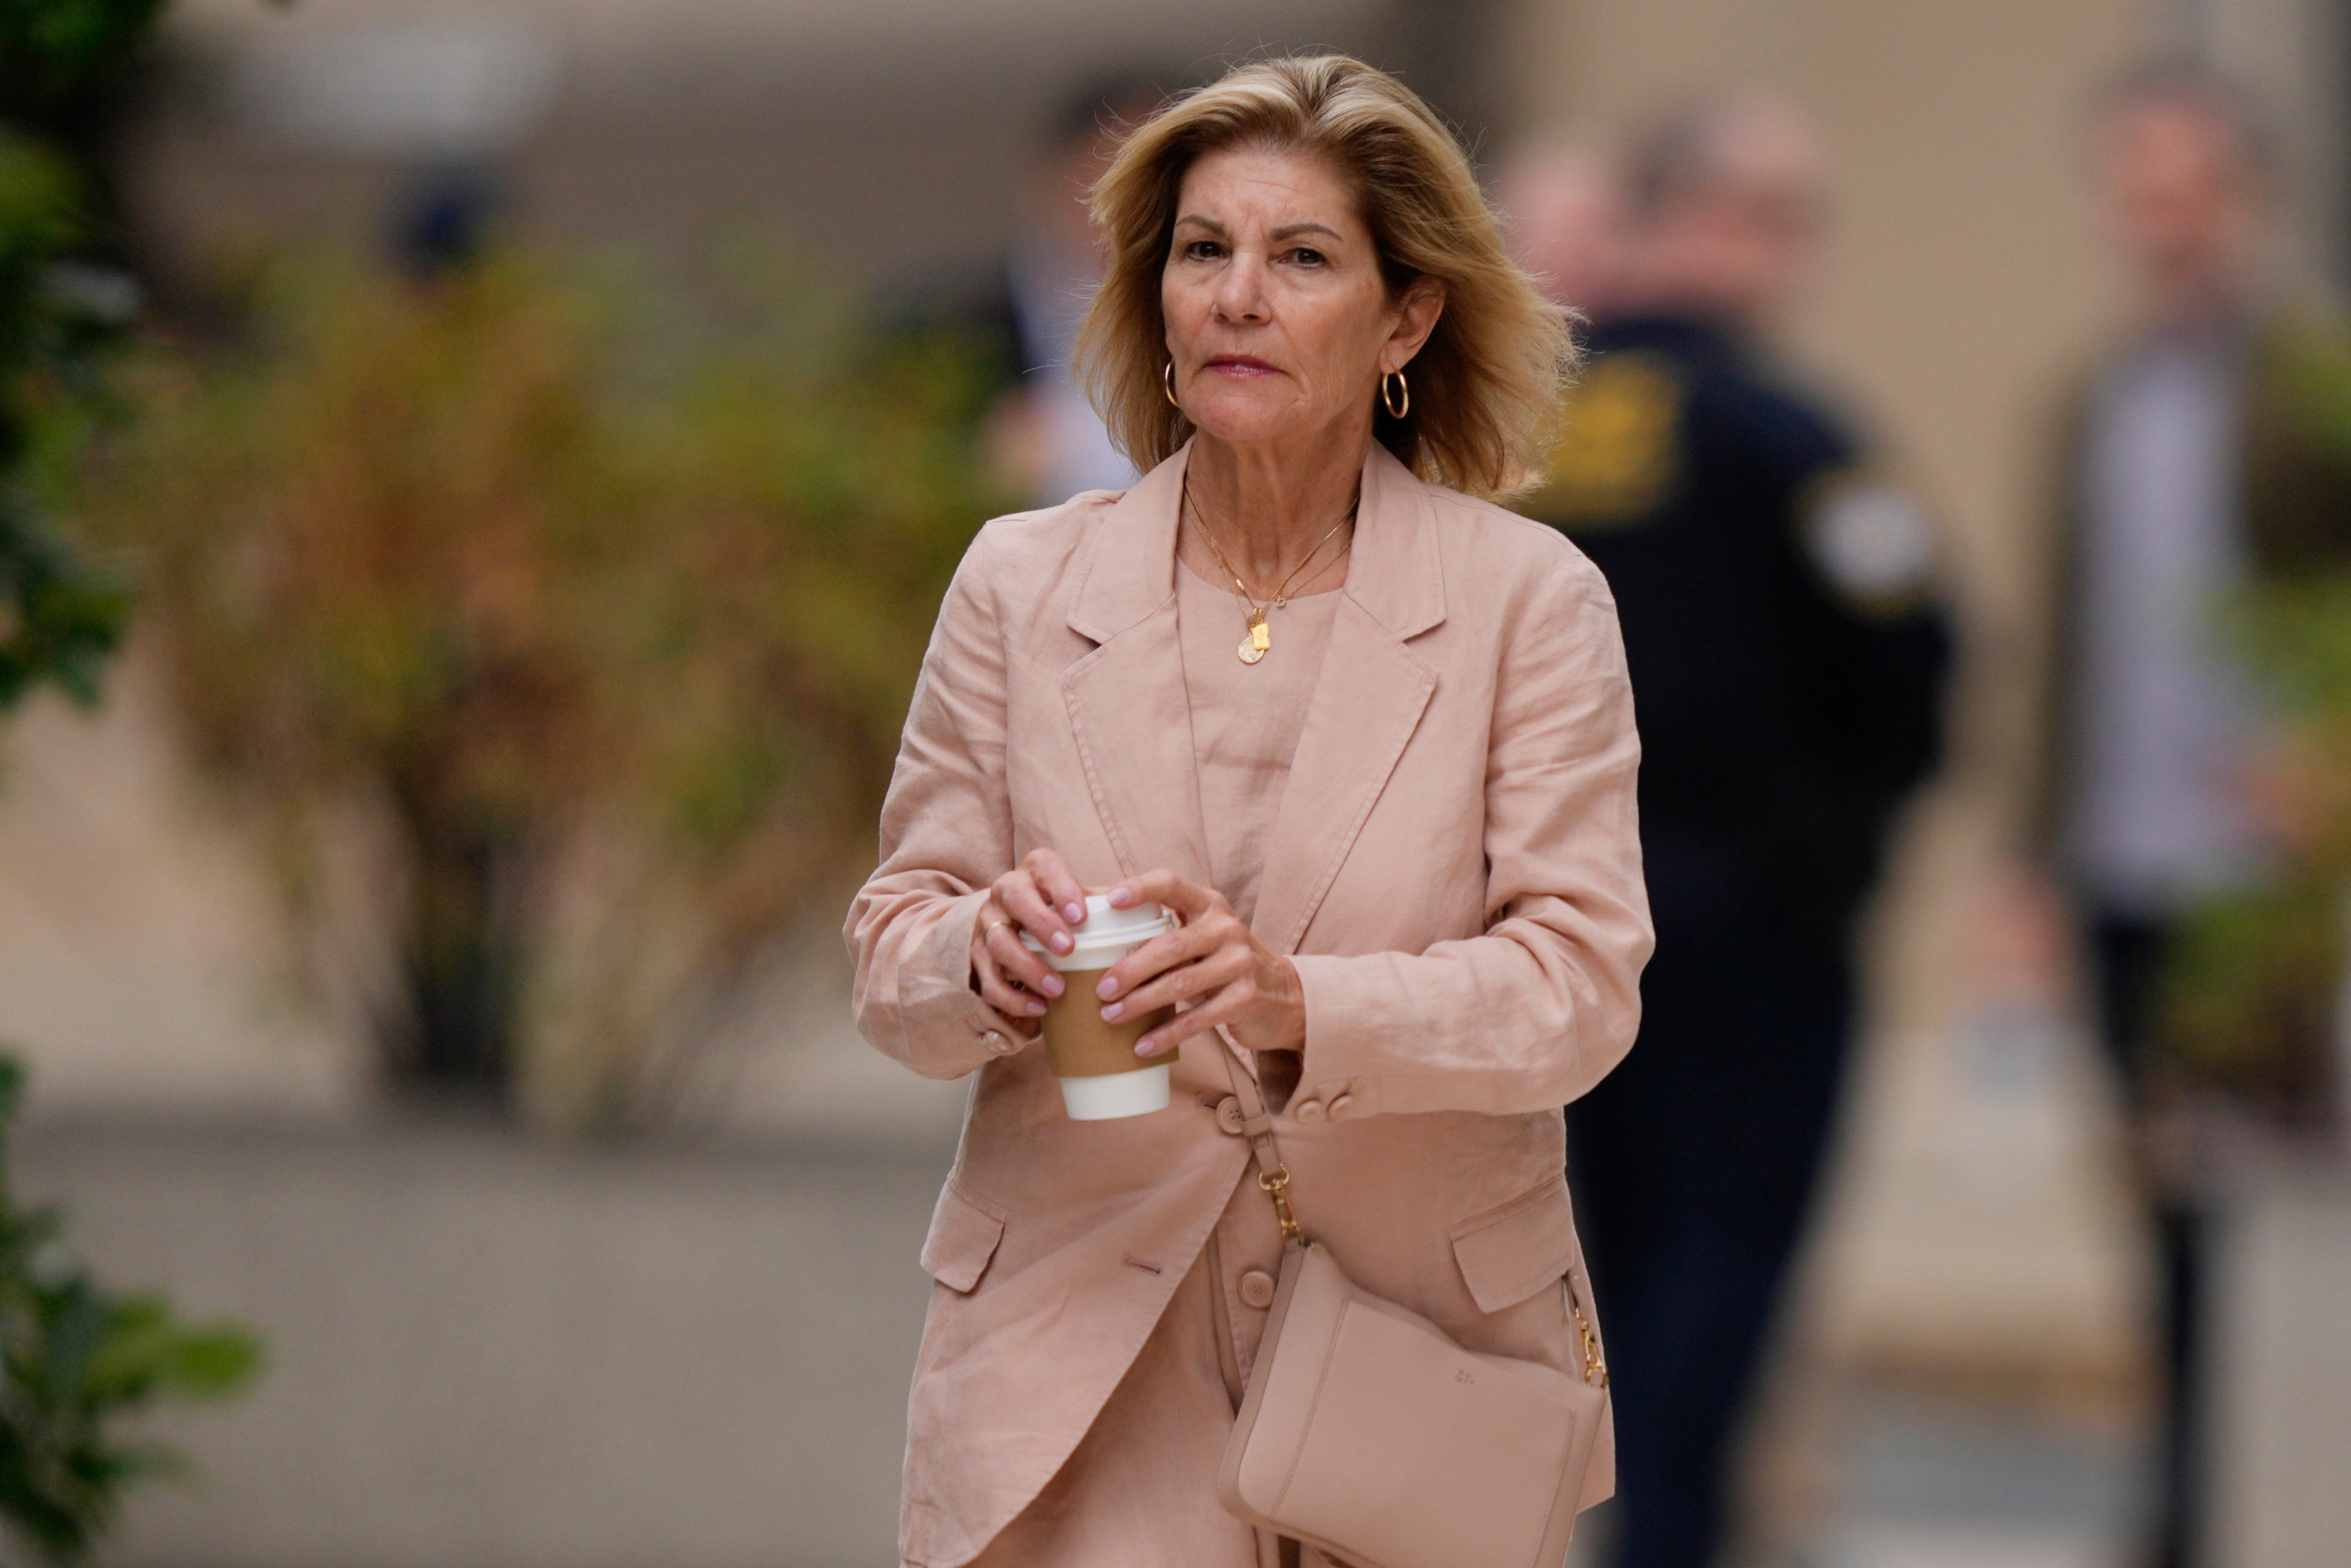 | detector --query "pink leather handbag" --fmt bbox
[1215,1045,1610,1568]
